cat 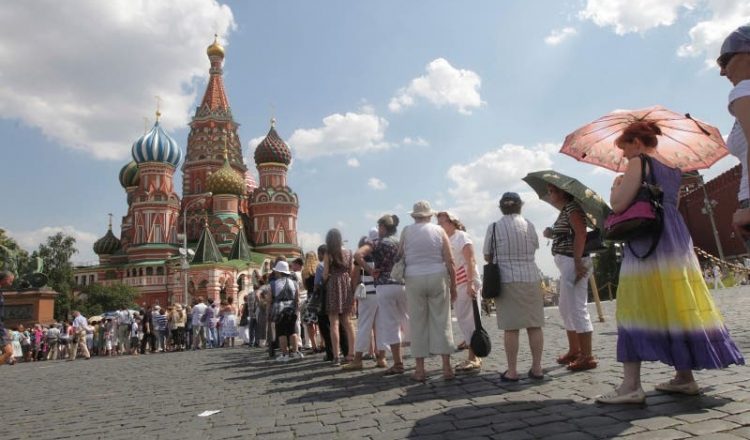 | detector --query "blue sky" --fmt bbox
[1,0,748,276]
